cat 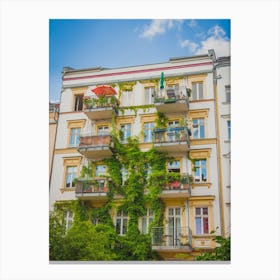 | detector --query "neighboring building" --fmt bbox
[49,102,59,180]
[49,50,230,260]
[215,56,231,236]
